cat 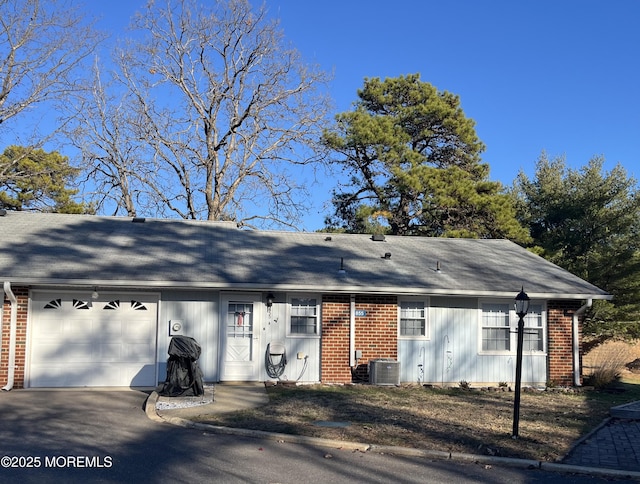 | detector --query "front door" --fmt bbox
[220,295,260,380]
